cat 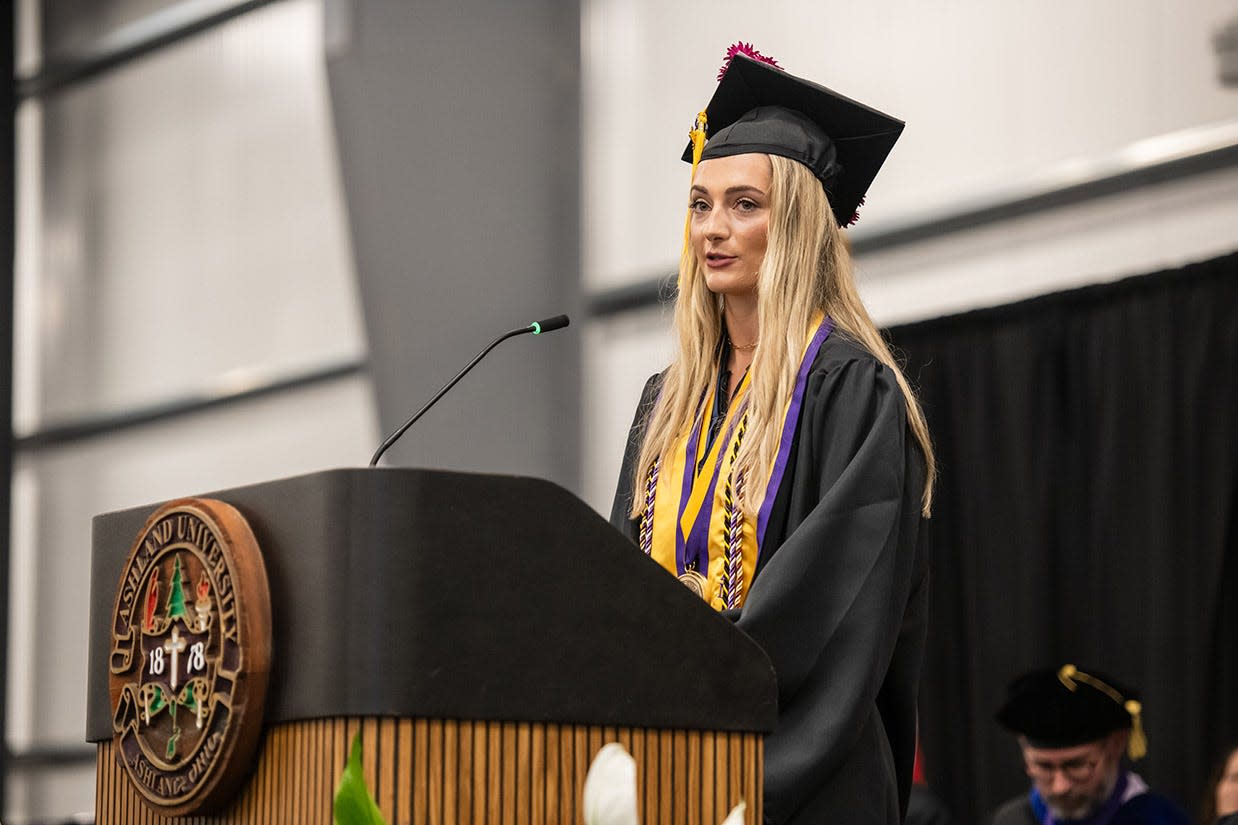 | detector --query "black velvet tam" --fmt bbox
[681,53,904,227]
[996,665,1138,748]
